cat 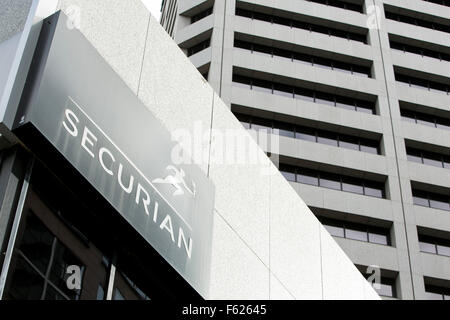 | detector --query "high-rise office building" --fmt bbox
[0,0,382,301]
[162,0,450,299]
